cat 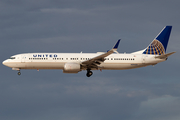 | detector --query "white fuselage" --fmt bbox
[2,52,166,71]
[2,26,174,77]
